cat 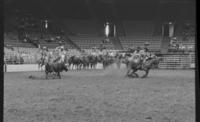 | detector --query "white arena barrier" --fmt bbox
[5,64,39,72]
[4,63,126,72]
